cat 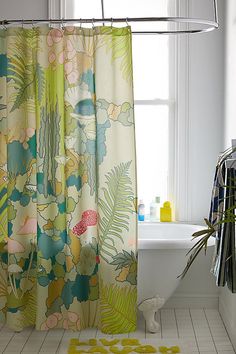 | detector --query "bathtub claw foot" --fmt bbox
[138,294,165,333]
